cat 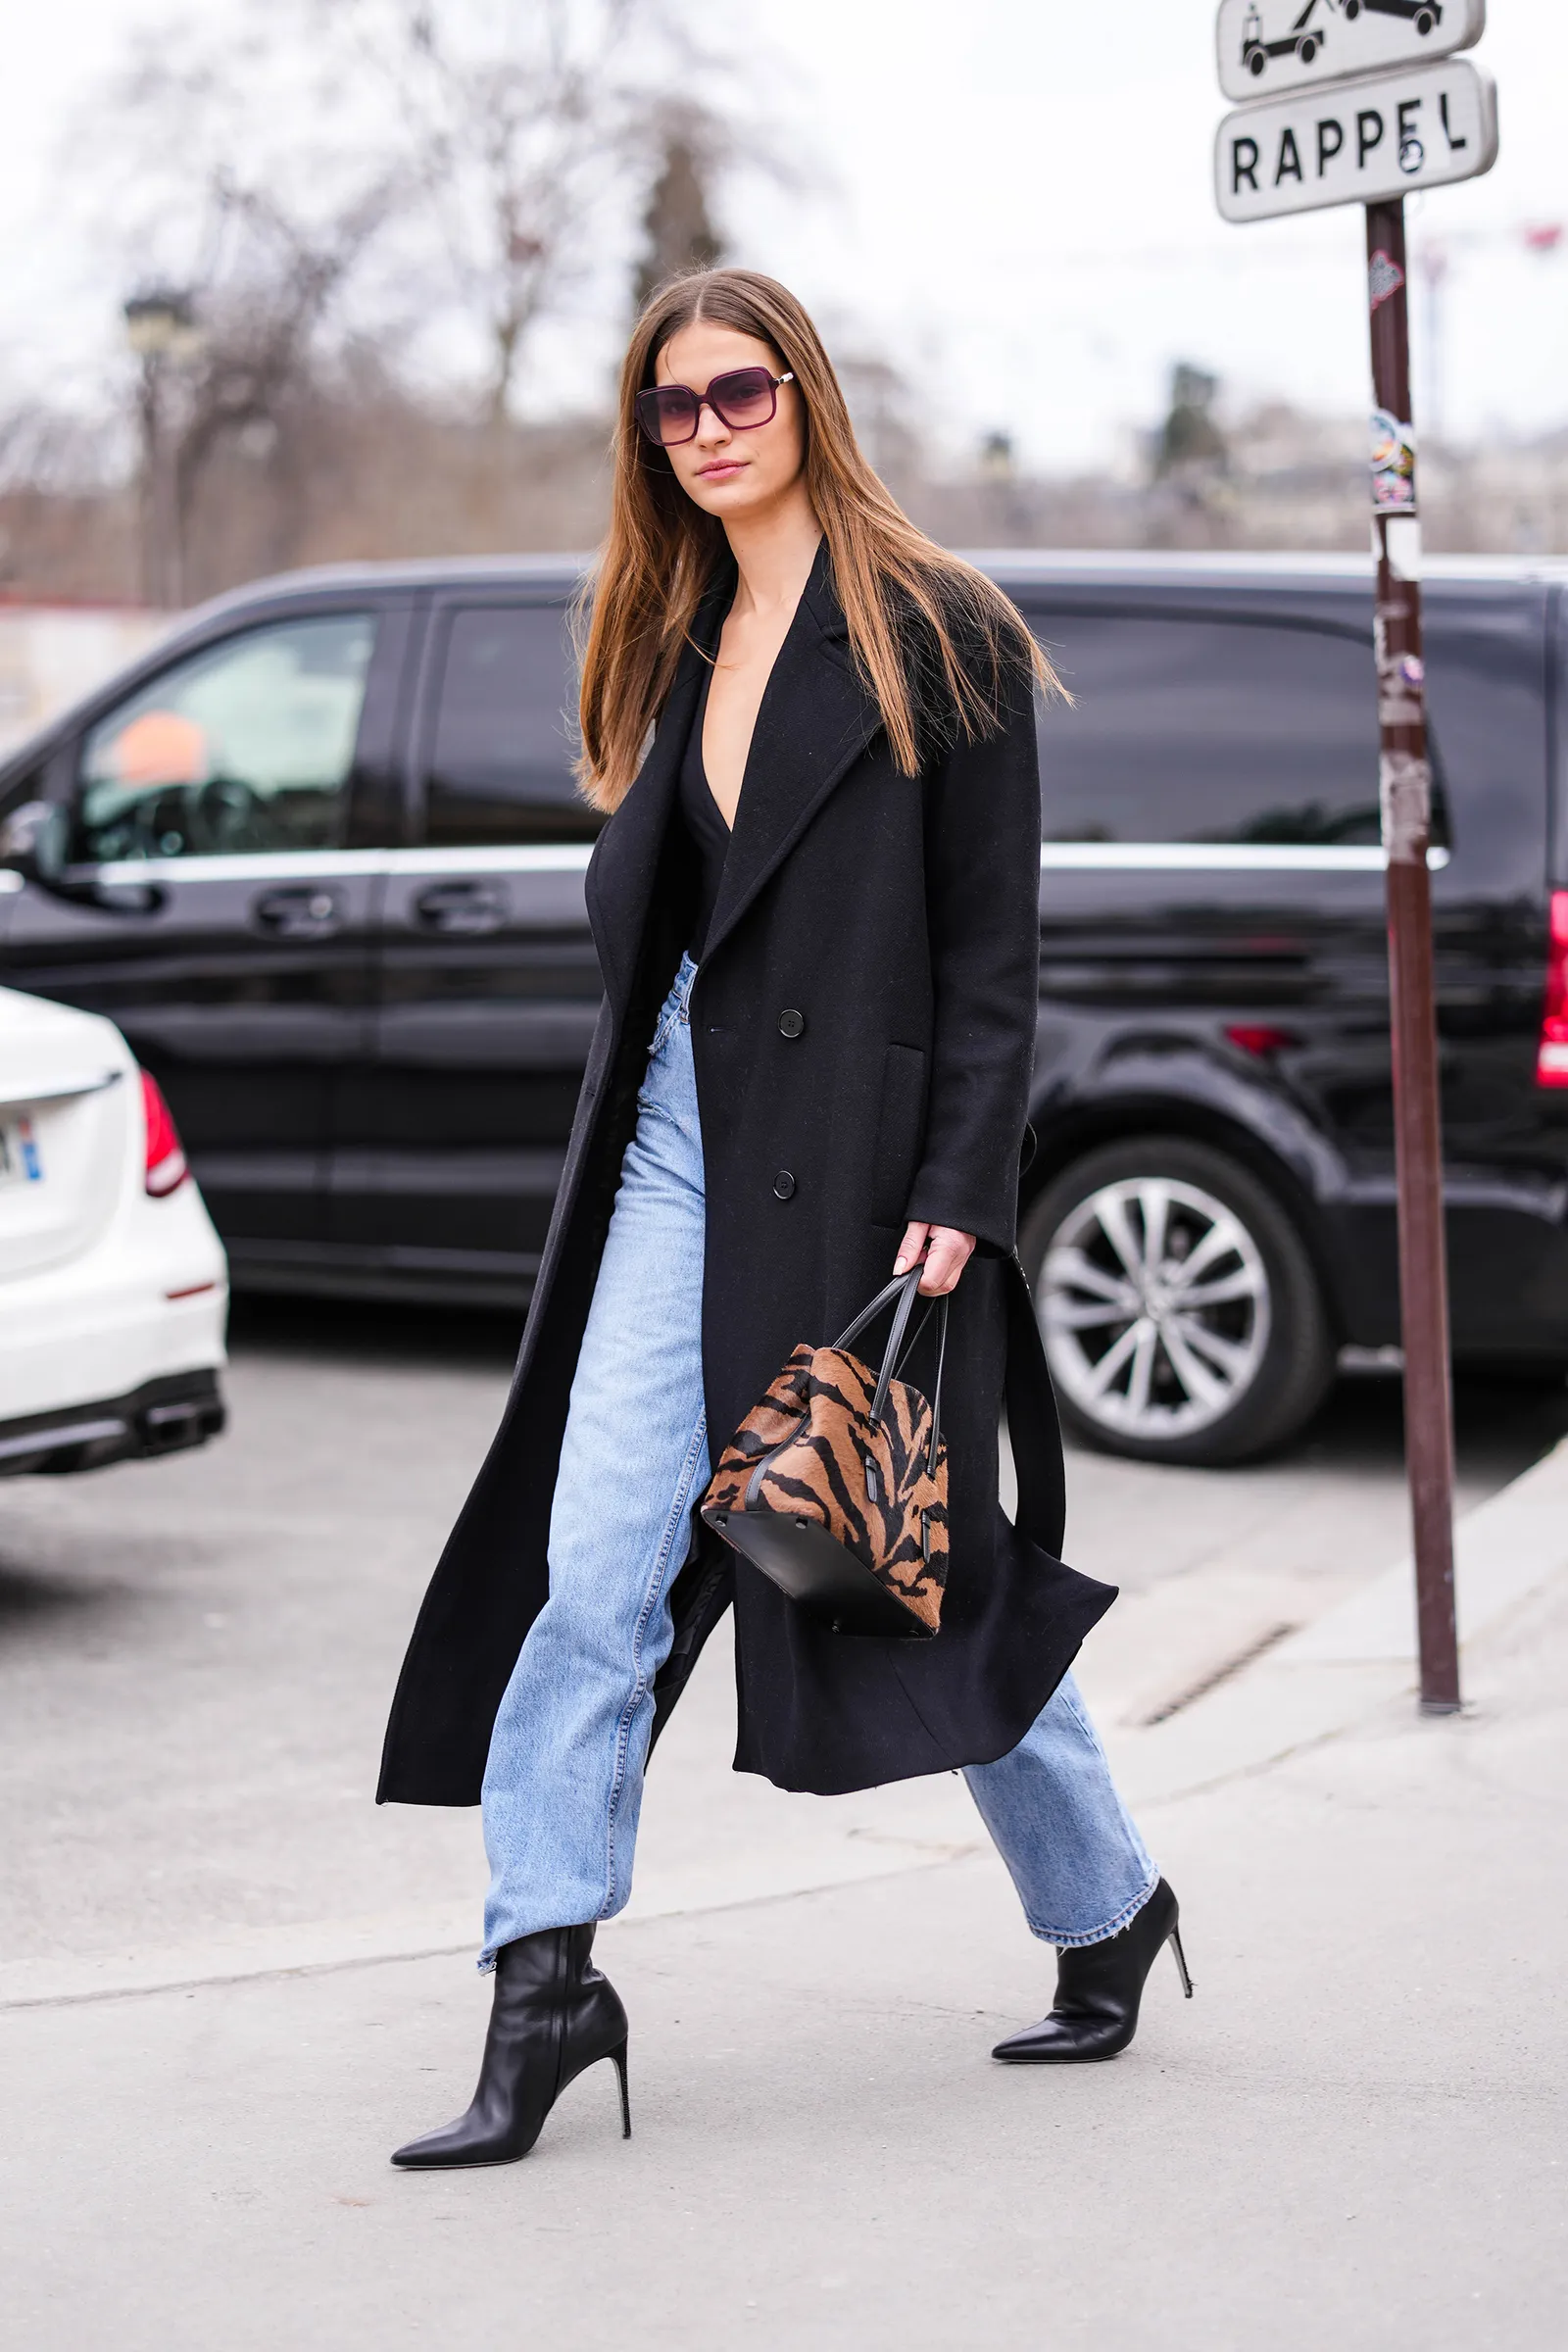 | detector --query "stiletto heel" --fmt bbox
[992,1878,1192,2064]
[392,1925,630,2169]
